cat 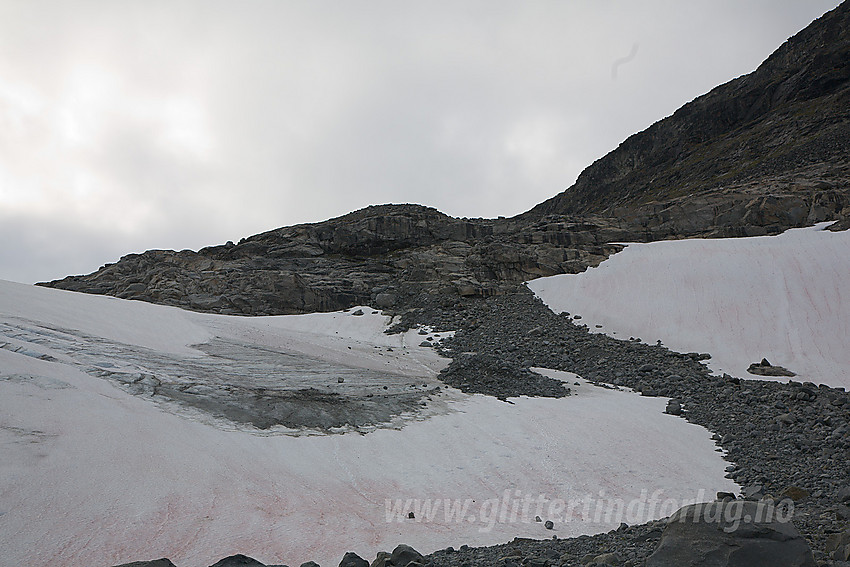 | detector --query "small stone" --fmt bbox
[371,551,391,567]
[351,309,364,316]
[825,529,850,561]
[337,377,345,383]
[593,552,622,566]
[779,486,810,502]
[544,520,554,529]
[743,484,764,500]
[375,293,396,309]
[665,400,682,416]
